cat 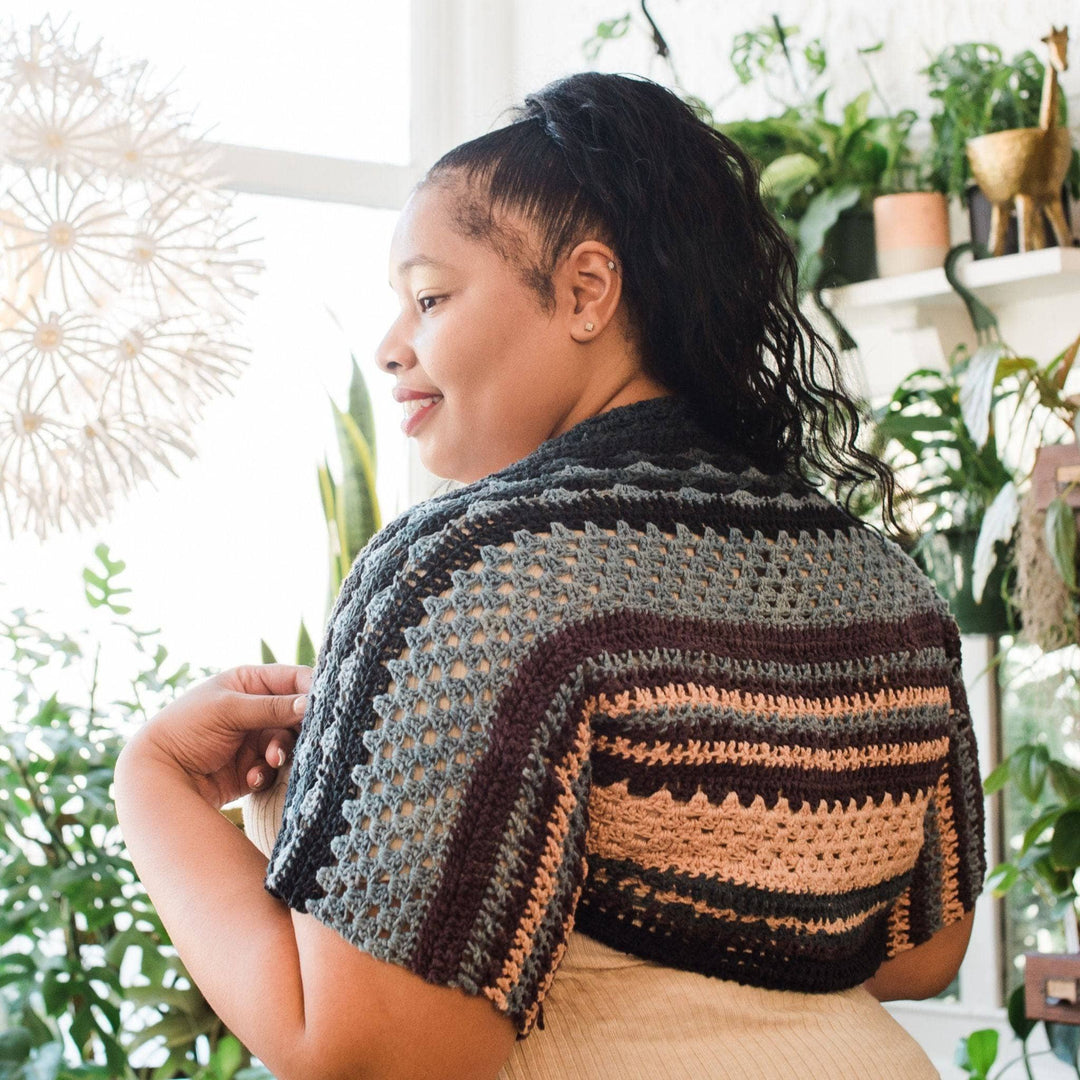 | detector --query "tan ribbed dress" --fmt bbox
[496,930,938,1079]
[243,772,939,1080]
